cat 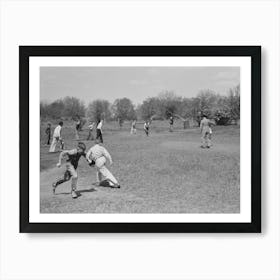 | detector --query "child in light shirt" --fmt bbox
[49,121,64,152]
[96,119,103,143]
[86,139,120,188]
